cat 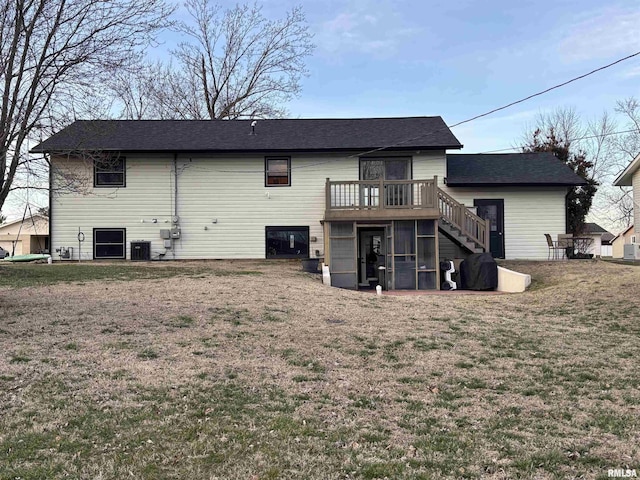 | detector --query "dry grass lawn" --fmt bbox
[0,259,639,479]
